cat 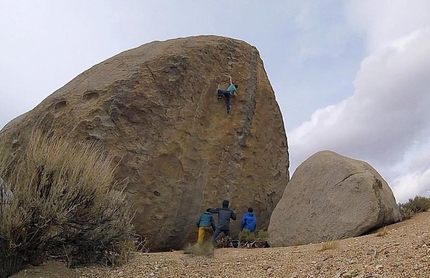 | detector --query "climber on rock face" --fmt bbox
[217,76,238,114]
